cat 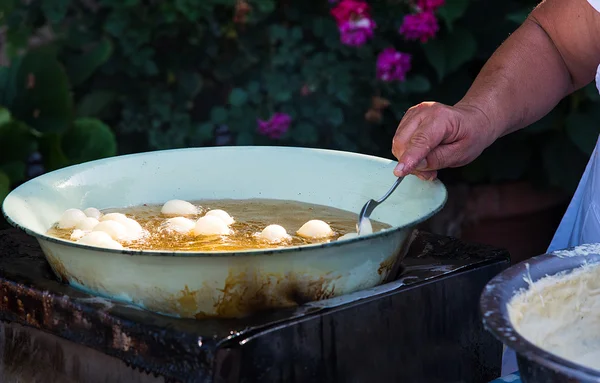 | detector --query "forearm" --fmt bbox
[457,18,574,139]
